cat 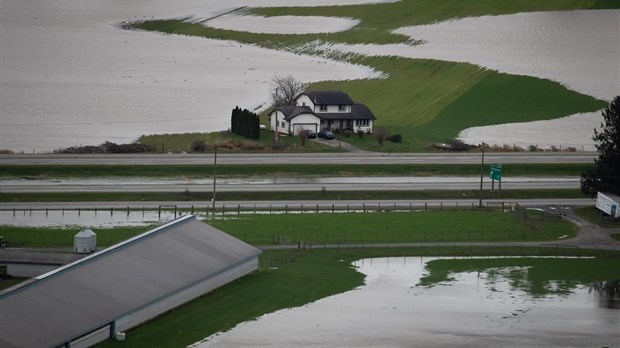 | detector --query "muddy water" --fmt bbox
[0,0,385,153]
[0,209,179,227]
[194,257,619,348]
[330,10,620,150]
